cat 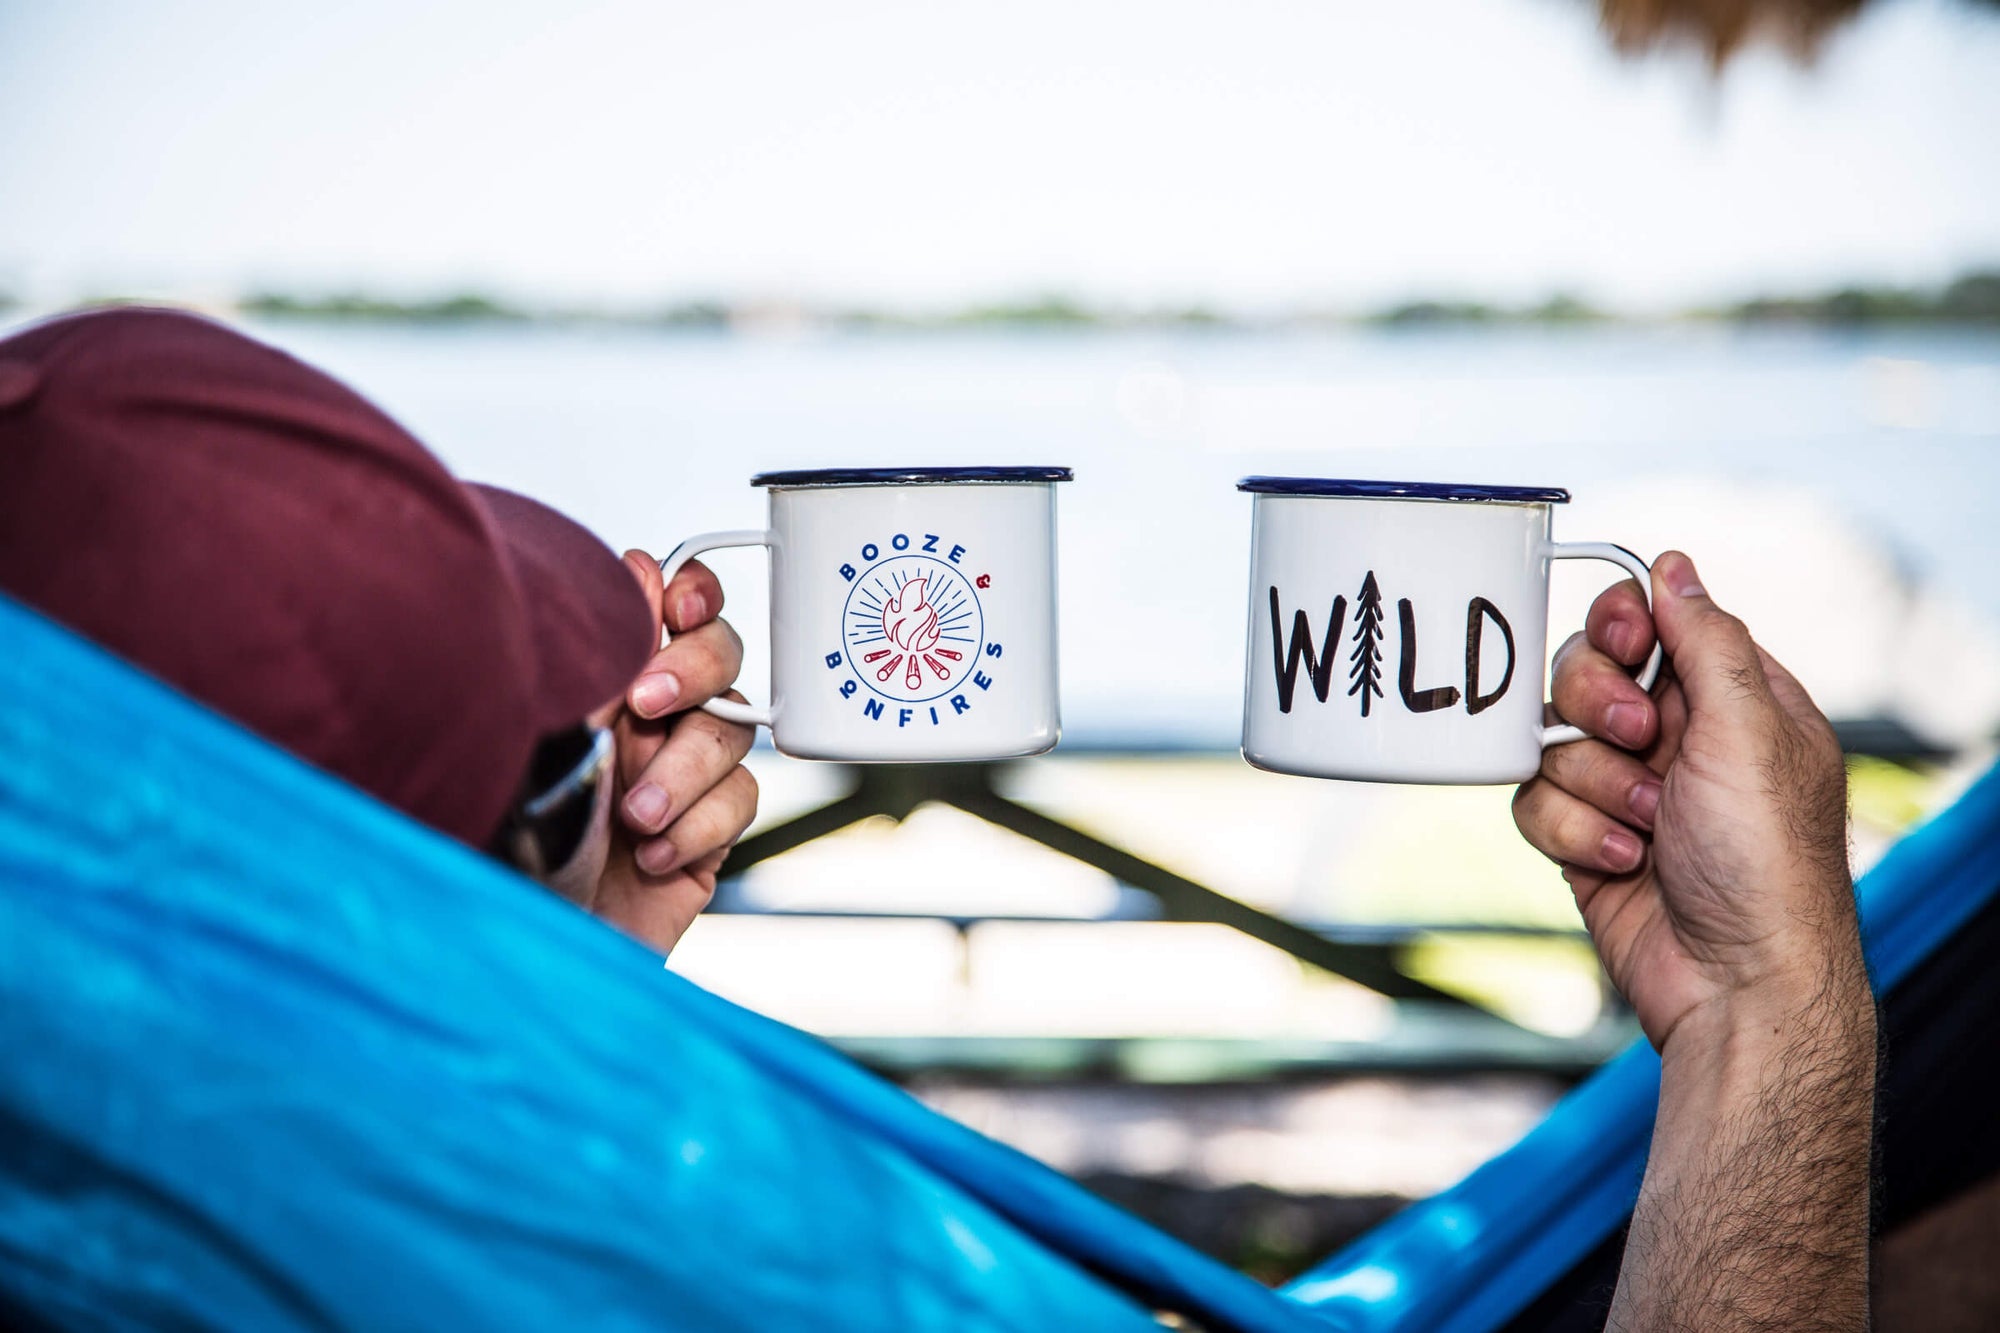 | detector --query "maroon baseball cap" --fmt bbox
[0,306,653,848]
